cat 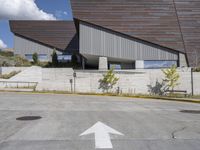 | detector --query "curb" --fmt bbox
[0,90,199,104]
